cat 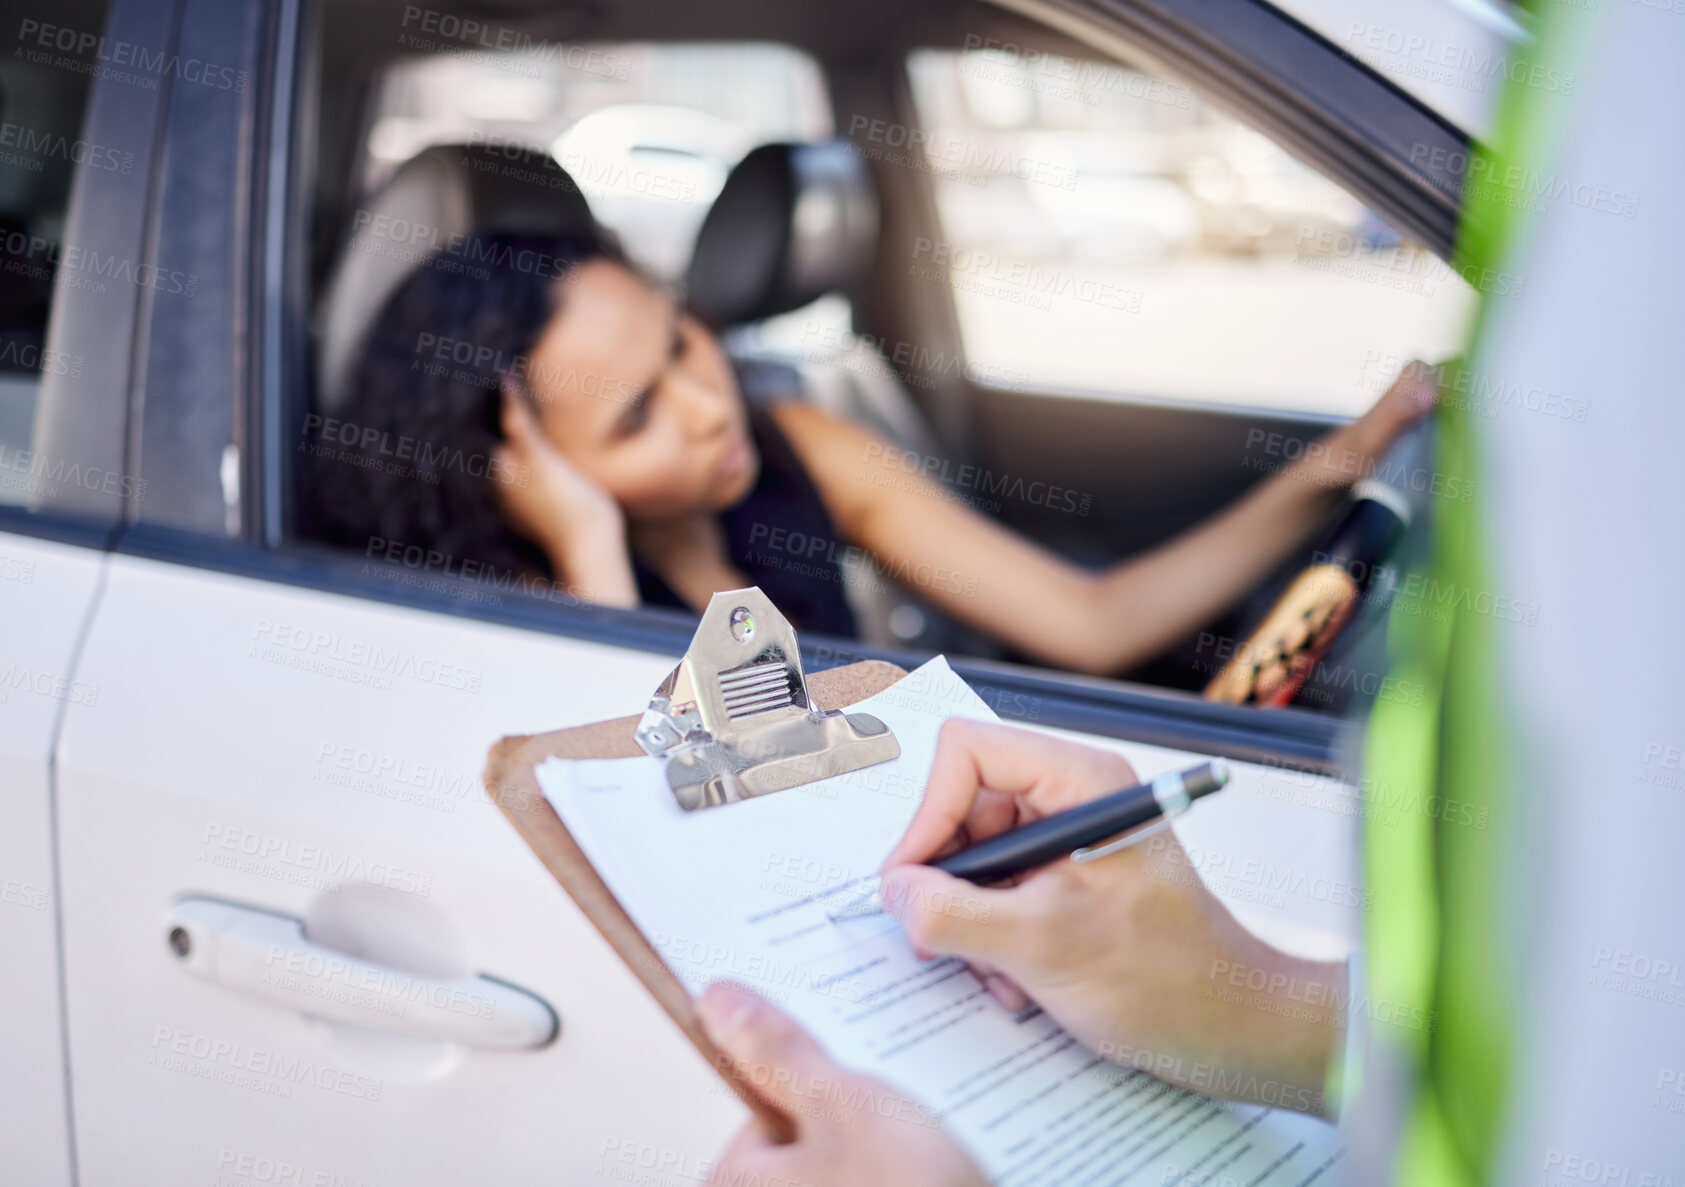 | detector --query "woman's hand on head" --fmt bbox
[495,383,623,548]
[494,384,638,605]
[879,720,1343,1116]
